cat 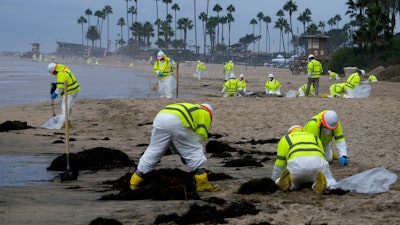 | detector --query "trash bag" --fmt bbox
[40,114,65,129]
[336,167,397,194]
[193,72,201,80]
[285,90,297,98]
[353,84,371,98]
